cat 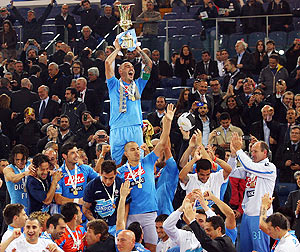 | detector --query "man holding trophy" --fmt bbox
[105,3,153,165]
